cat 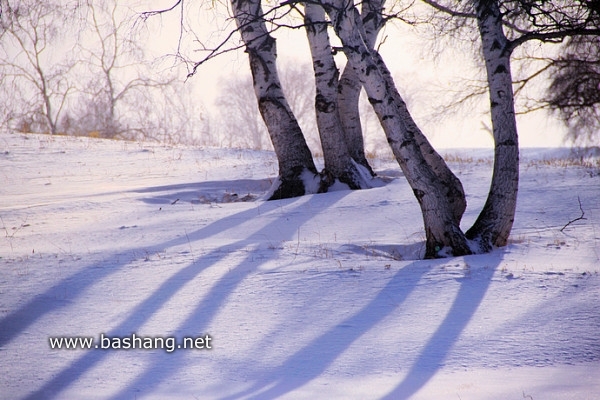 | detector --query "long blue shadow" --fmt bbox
[220,260,447,400]
[381,259,500,399]
[20,193,345,400]
[0,196,286,349]
[106,193,346,400]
